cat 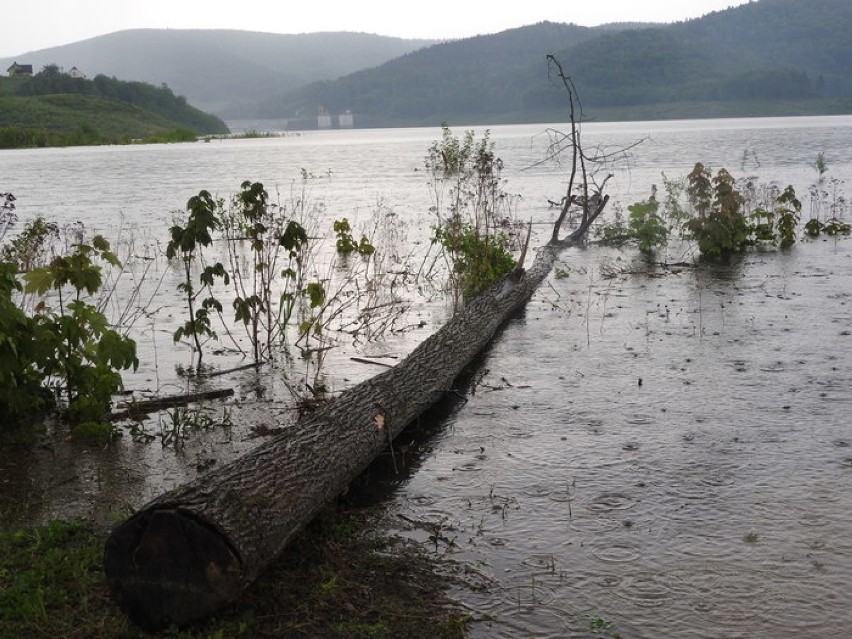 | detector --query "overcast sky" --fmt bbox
[2,0,752,58]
